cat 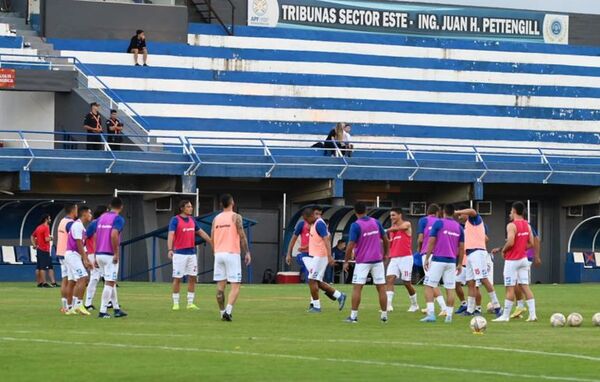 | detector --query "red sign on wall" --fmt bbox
[0,68,16,89]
